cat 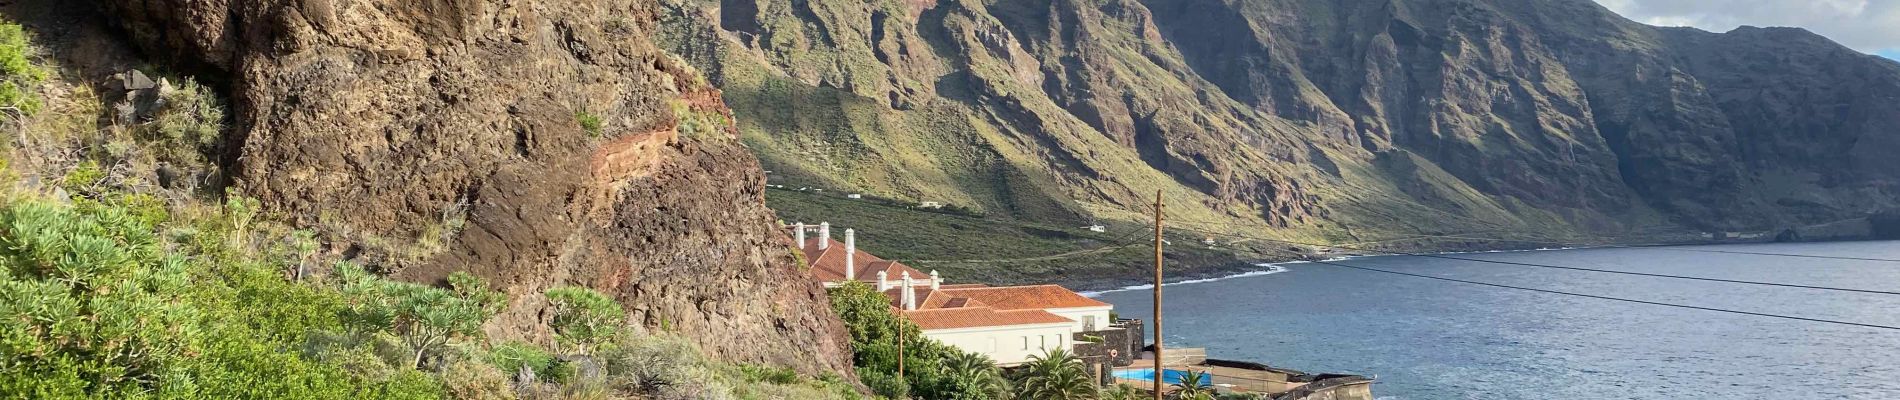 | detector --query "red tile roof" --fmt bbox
[902,307,1074,330]
[789,226,1107,331]
[797,237,929,284]
[937,285,1109,310]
